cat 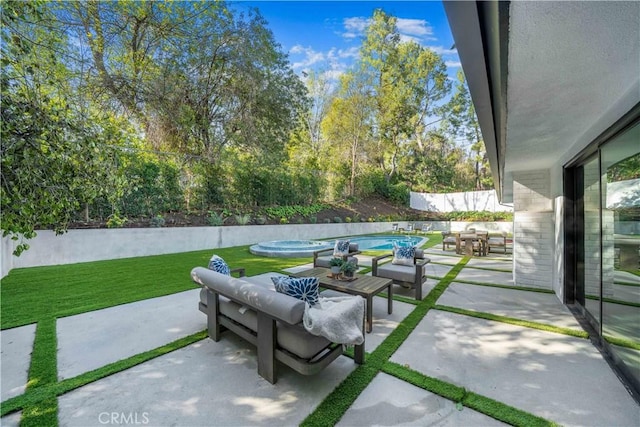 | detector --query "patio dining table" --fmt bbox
[455,232,488,256]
